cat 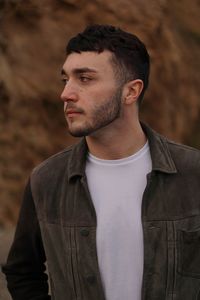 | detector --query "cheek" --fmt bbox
[89,85,116,102]
[80,81,117,111]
